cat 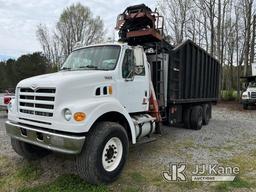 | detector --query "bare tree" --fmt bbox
[199,0,216,56]
[159,0,256,94]
[36,24,62,66]
[56,3,104,56]
[250,15,256,66]
[243,0,253,76]
[36,3,104,65]
[159,0,192,44]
